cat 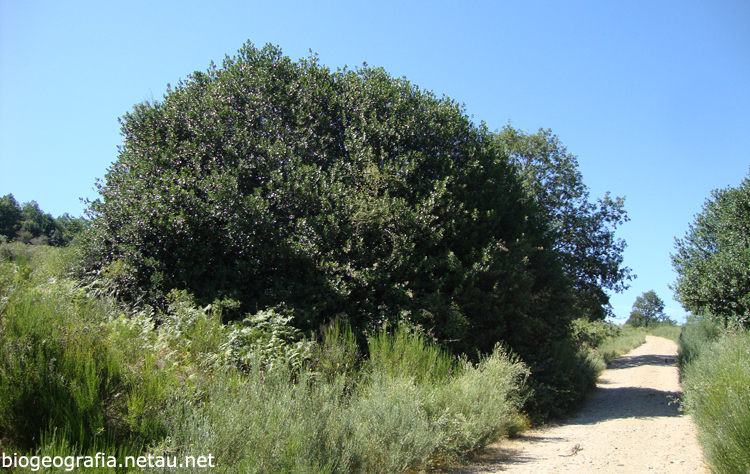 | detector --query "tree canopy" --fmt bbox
[81,42,631,362]
[626,290,670,327]
[671,172,750,327]
[81,43,582,358]
[493,125,633,320]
